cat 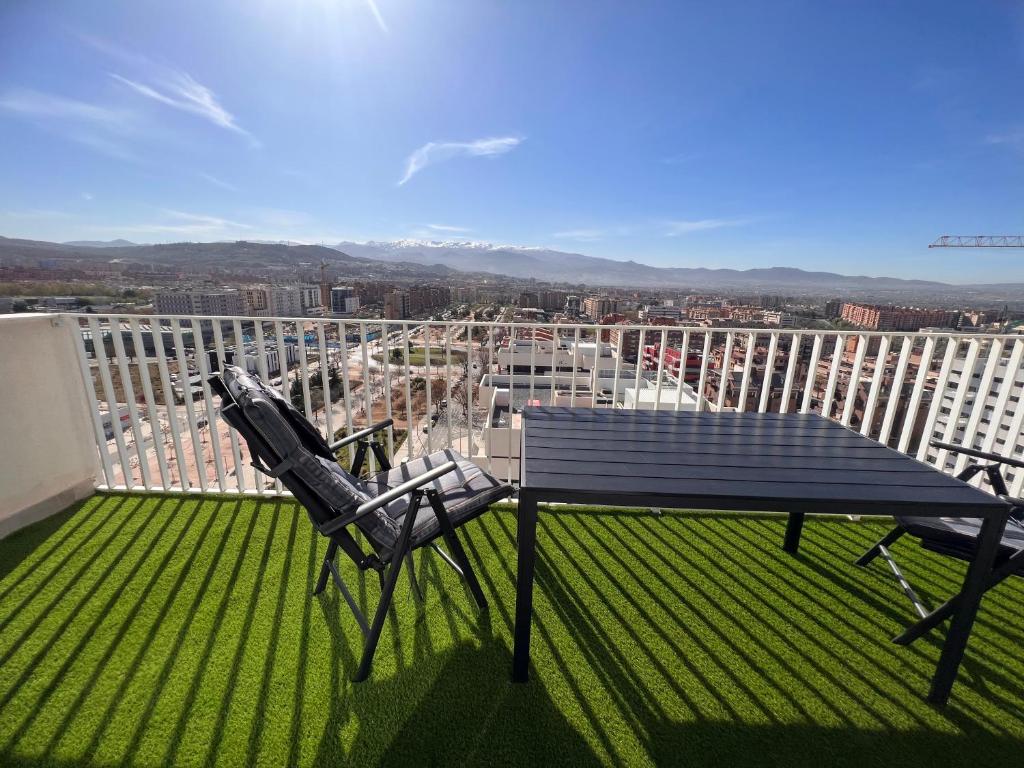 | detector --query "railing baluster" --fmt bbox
[736,332,756,412]
[717,331,734,412]
[486,322,495,470]
[611,325,624,408]
[170,318,207,492]
[878,335,913,447]
[216,320,246,492]
[779,332,801,414]
[571,326,581,407]
[381,322,395,458]
[859,334,891,437]
[445,324,454,450]
[841,334,867,427]
[758,331,779,414]
[73,318,115,488]
[674,330,690,412]
[296,320,314,422]
[529,322,536,405]
[424,323,433,458]
[109,316,152,489]
[152,316,189,491]
[934,338,981,471]
[315,321,335,447]
[337,321,356,468]
[402,323,414,464]
[191,319,227,492]
[695,332,712,412]
[89,317,134,489]
[953,338,1003,476]
[654,329,668,411]
[897,336,935,453]
[800,333,823,414]
[466,321,475,459]
[630,327,645,410]
[820,333,846,421]
[358,321,376,476]
[549,324,557,407]
[252,320,280,493]
[917,336,960,462]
